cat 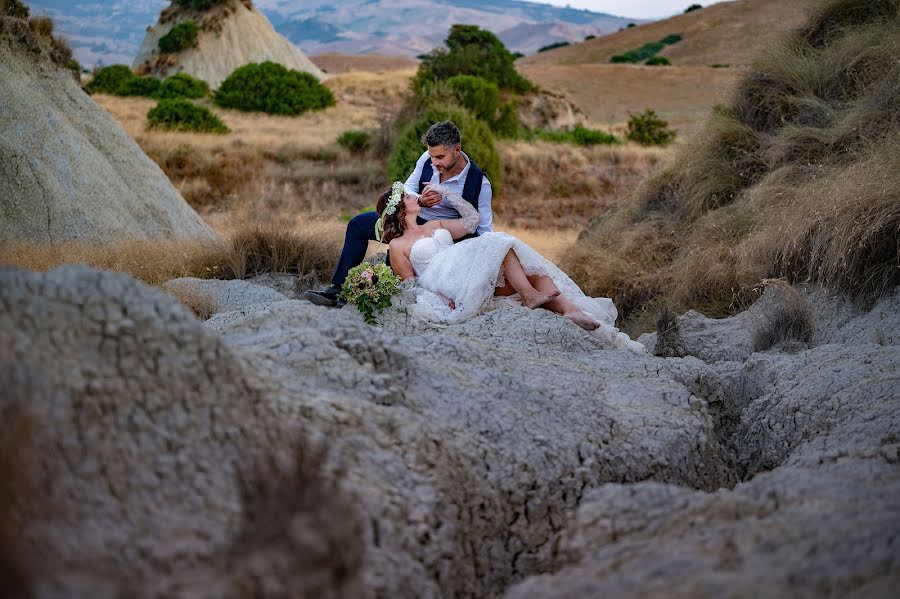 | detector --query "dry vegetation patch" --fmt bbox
[565,0,900,334]
[497,140,669,228]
